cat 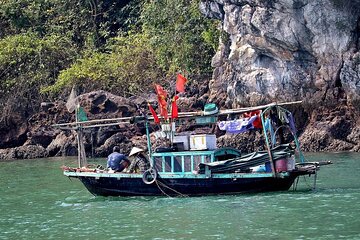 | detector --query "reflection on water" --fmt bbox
[0,153,359,240]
